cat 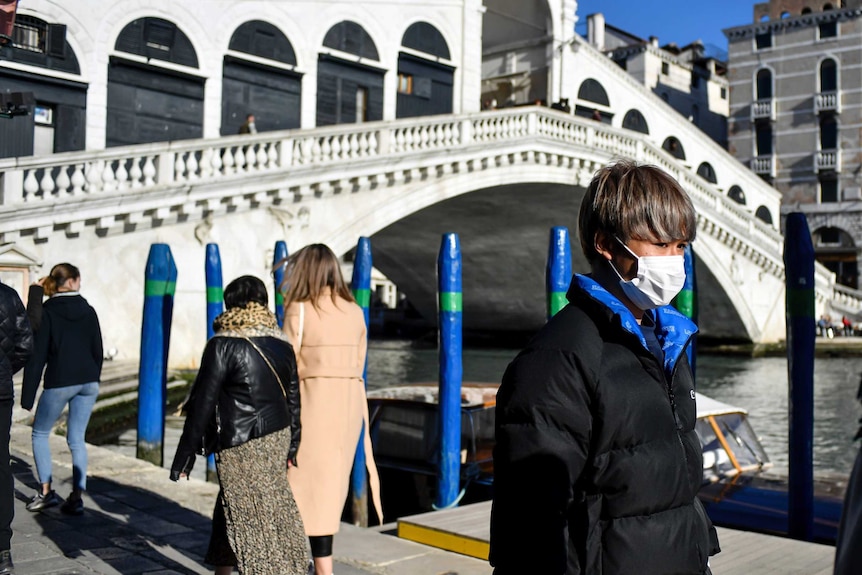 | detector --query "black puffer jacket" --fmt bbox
[0,283,33,400]
[490,275,719,574]
[170,334,301,479]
